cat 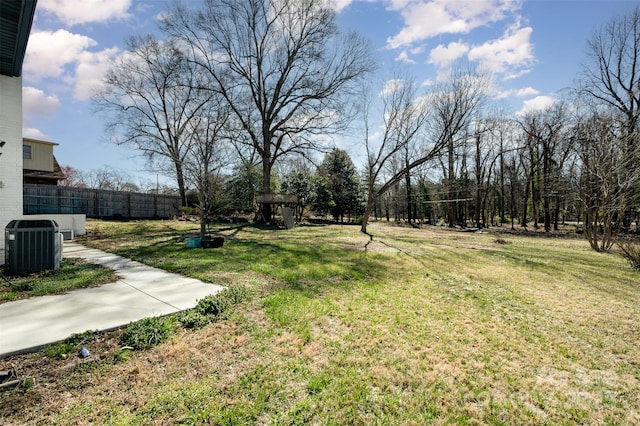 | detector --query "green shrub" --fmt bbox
[121,316,177,350]
[220,283,251,305]
[178,285,251,331]
[178,310,210,330]
[196,293,230,318]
